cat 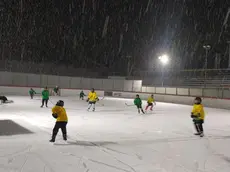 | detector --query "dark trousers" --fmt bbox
[41,99,48,107]
[0,96,7,103]
[51,122,68,141]
[30,94,34,99]
[136,105,145,114]
[193,119,204,133]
